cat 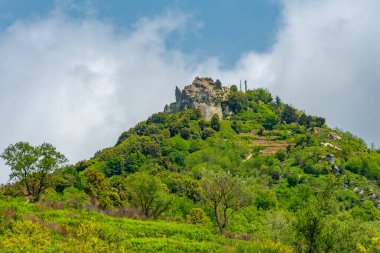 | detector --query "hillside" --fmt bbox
[0,197,291,252]
[2,77,380,252]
